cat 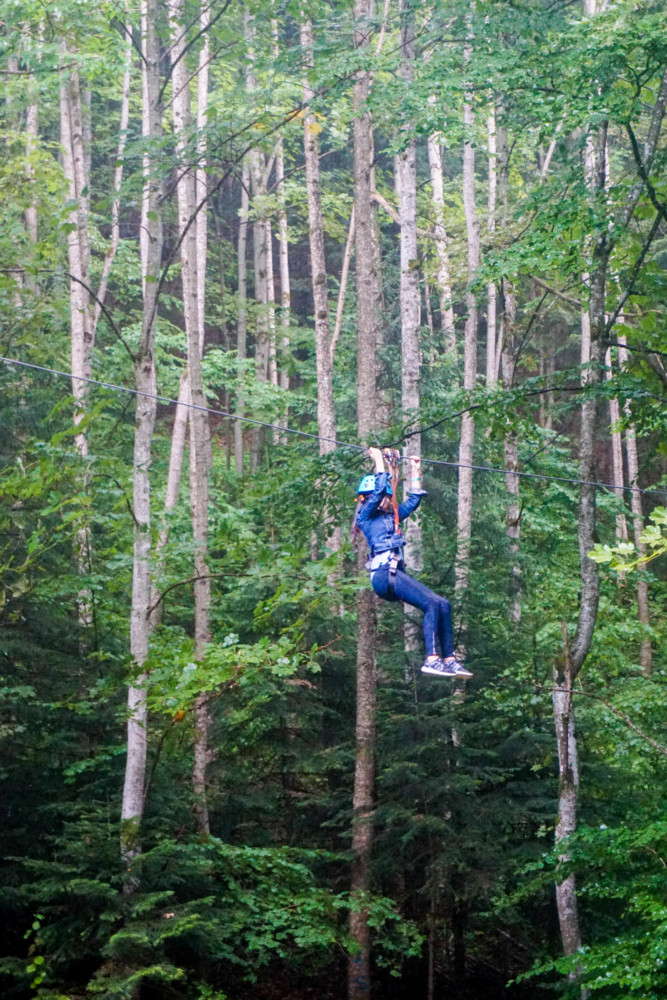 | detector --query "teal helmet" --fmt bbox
[357,474,392,496]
